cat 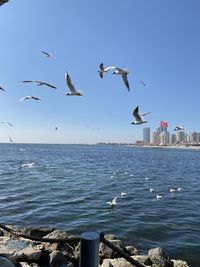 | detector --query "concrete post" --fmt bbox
[79,231,100,267]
